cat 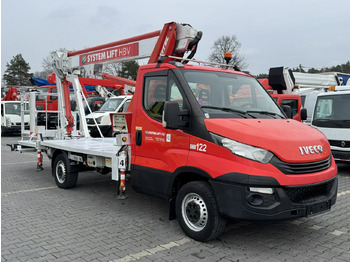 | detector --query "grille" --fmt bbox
[283,178,335,204]
[270,156,331,174]
[332,150,350,161]
[329,140,350,148]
